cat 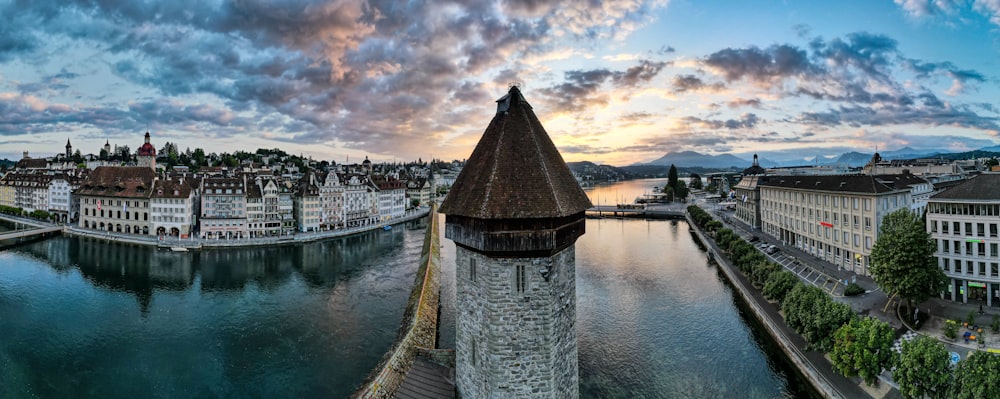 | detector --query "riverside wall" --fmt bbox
[686,213,845,399]
[352,206,441,399]
[8,208,430,249]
